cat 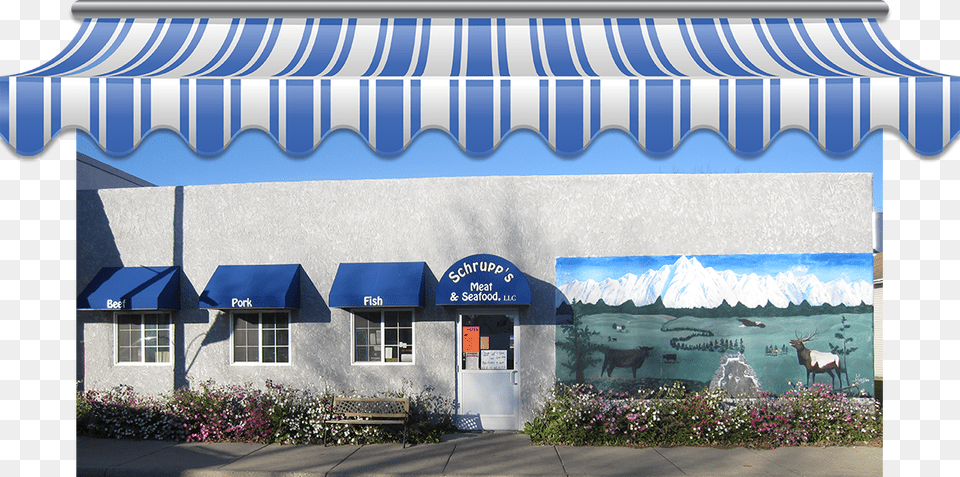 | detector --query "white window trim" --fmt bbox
[229,310,293,366]
[350,309,416,366]
[114,311,173,366]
